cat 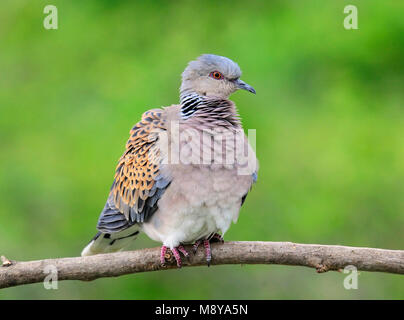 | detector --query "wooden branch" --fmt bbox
[1,241,403,289]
